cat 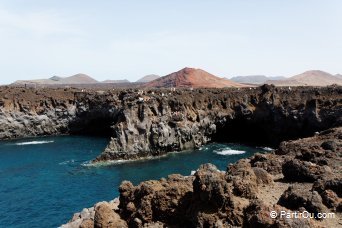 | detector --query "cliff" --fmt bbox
[1,85,341,163]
